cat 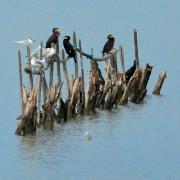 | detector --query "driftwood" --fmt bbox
[153,70,167,95]
[76,48,118,62]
